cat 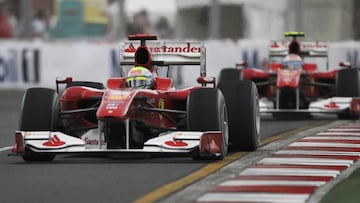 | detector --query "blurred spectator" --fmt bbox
[44,9,57,33]
[32,9,46,38]
[7,9,17,37]
[0,2,12,38]
[31,9,56,39]
[103,0,121,40]
[155,16,173,39]
[131,9,151,34]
